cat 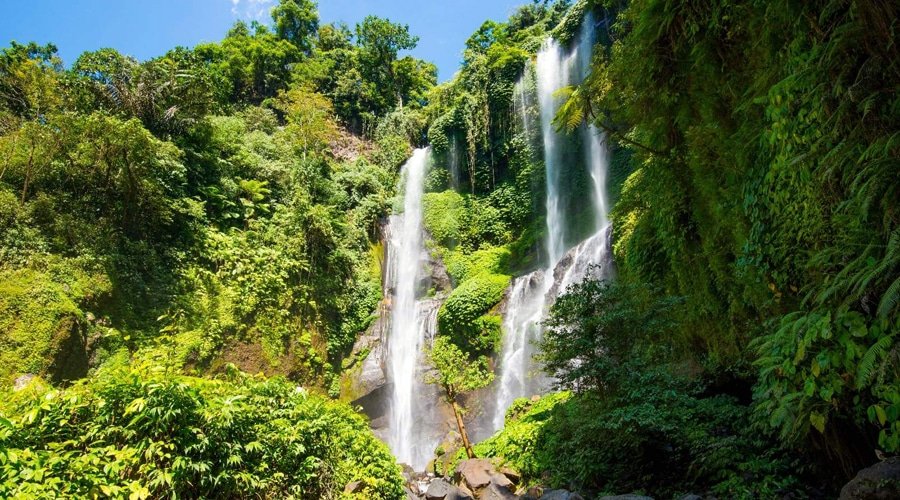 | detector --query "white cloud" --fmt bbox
[230,0,276,21]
